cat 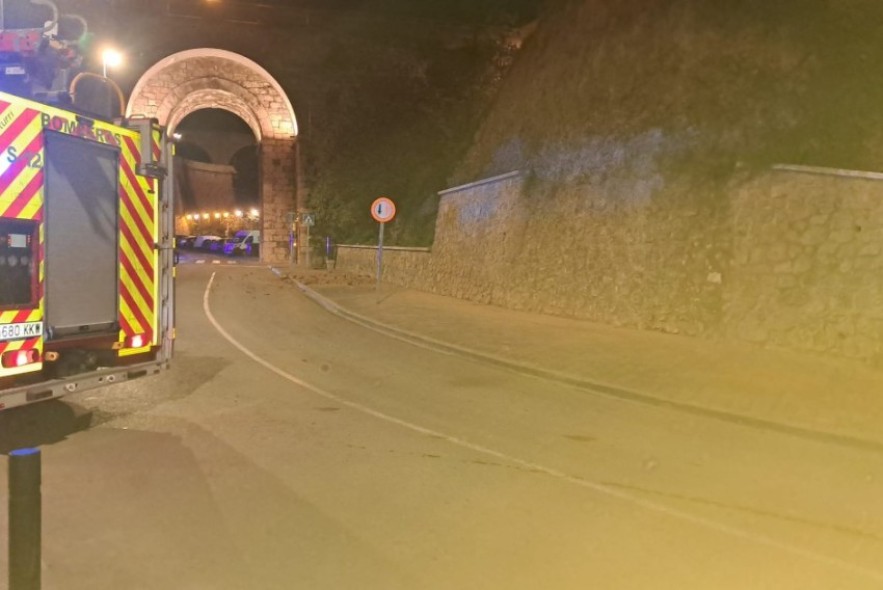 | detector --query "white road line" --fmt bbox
[195,260,206,264]
[203,272,883,583]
